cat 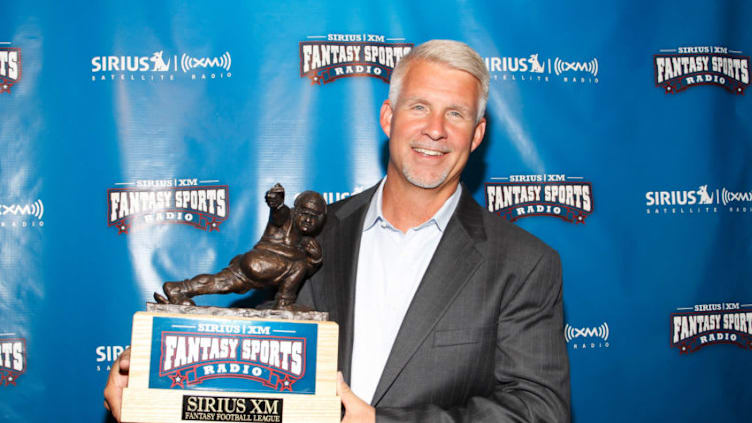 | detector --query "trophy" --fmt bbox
[121,184,340,423]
